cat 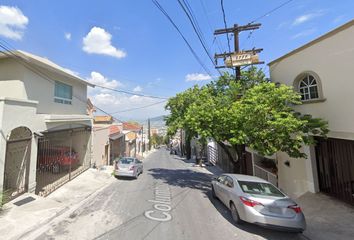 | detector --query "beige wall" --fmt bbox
[269,24,354,198]
[270,24,354,139]
[92,127,110,167]
[0,59,88,115]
